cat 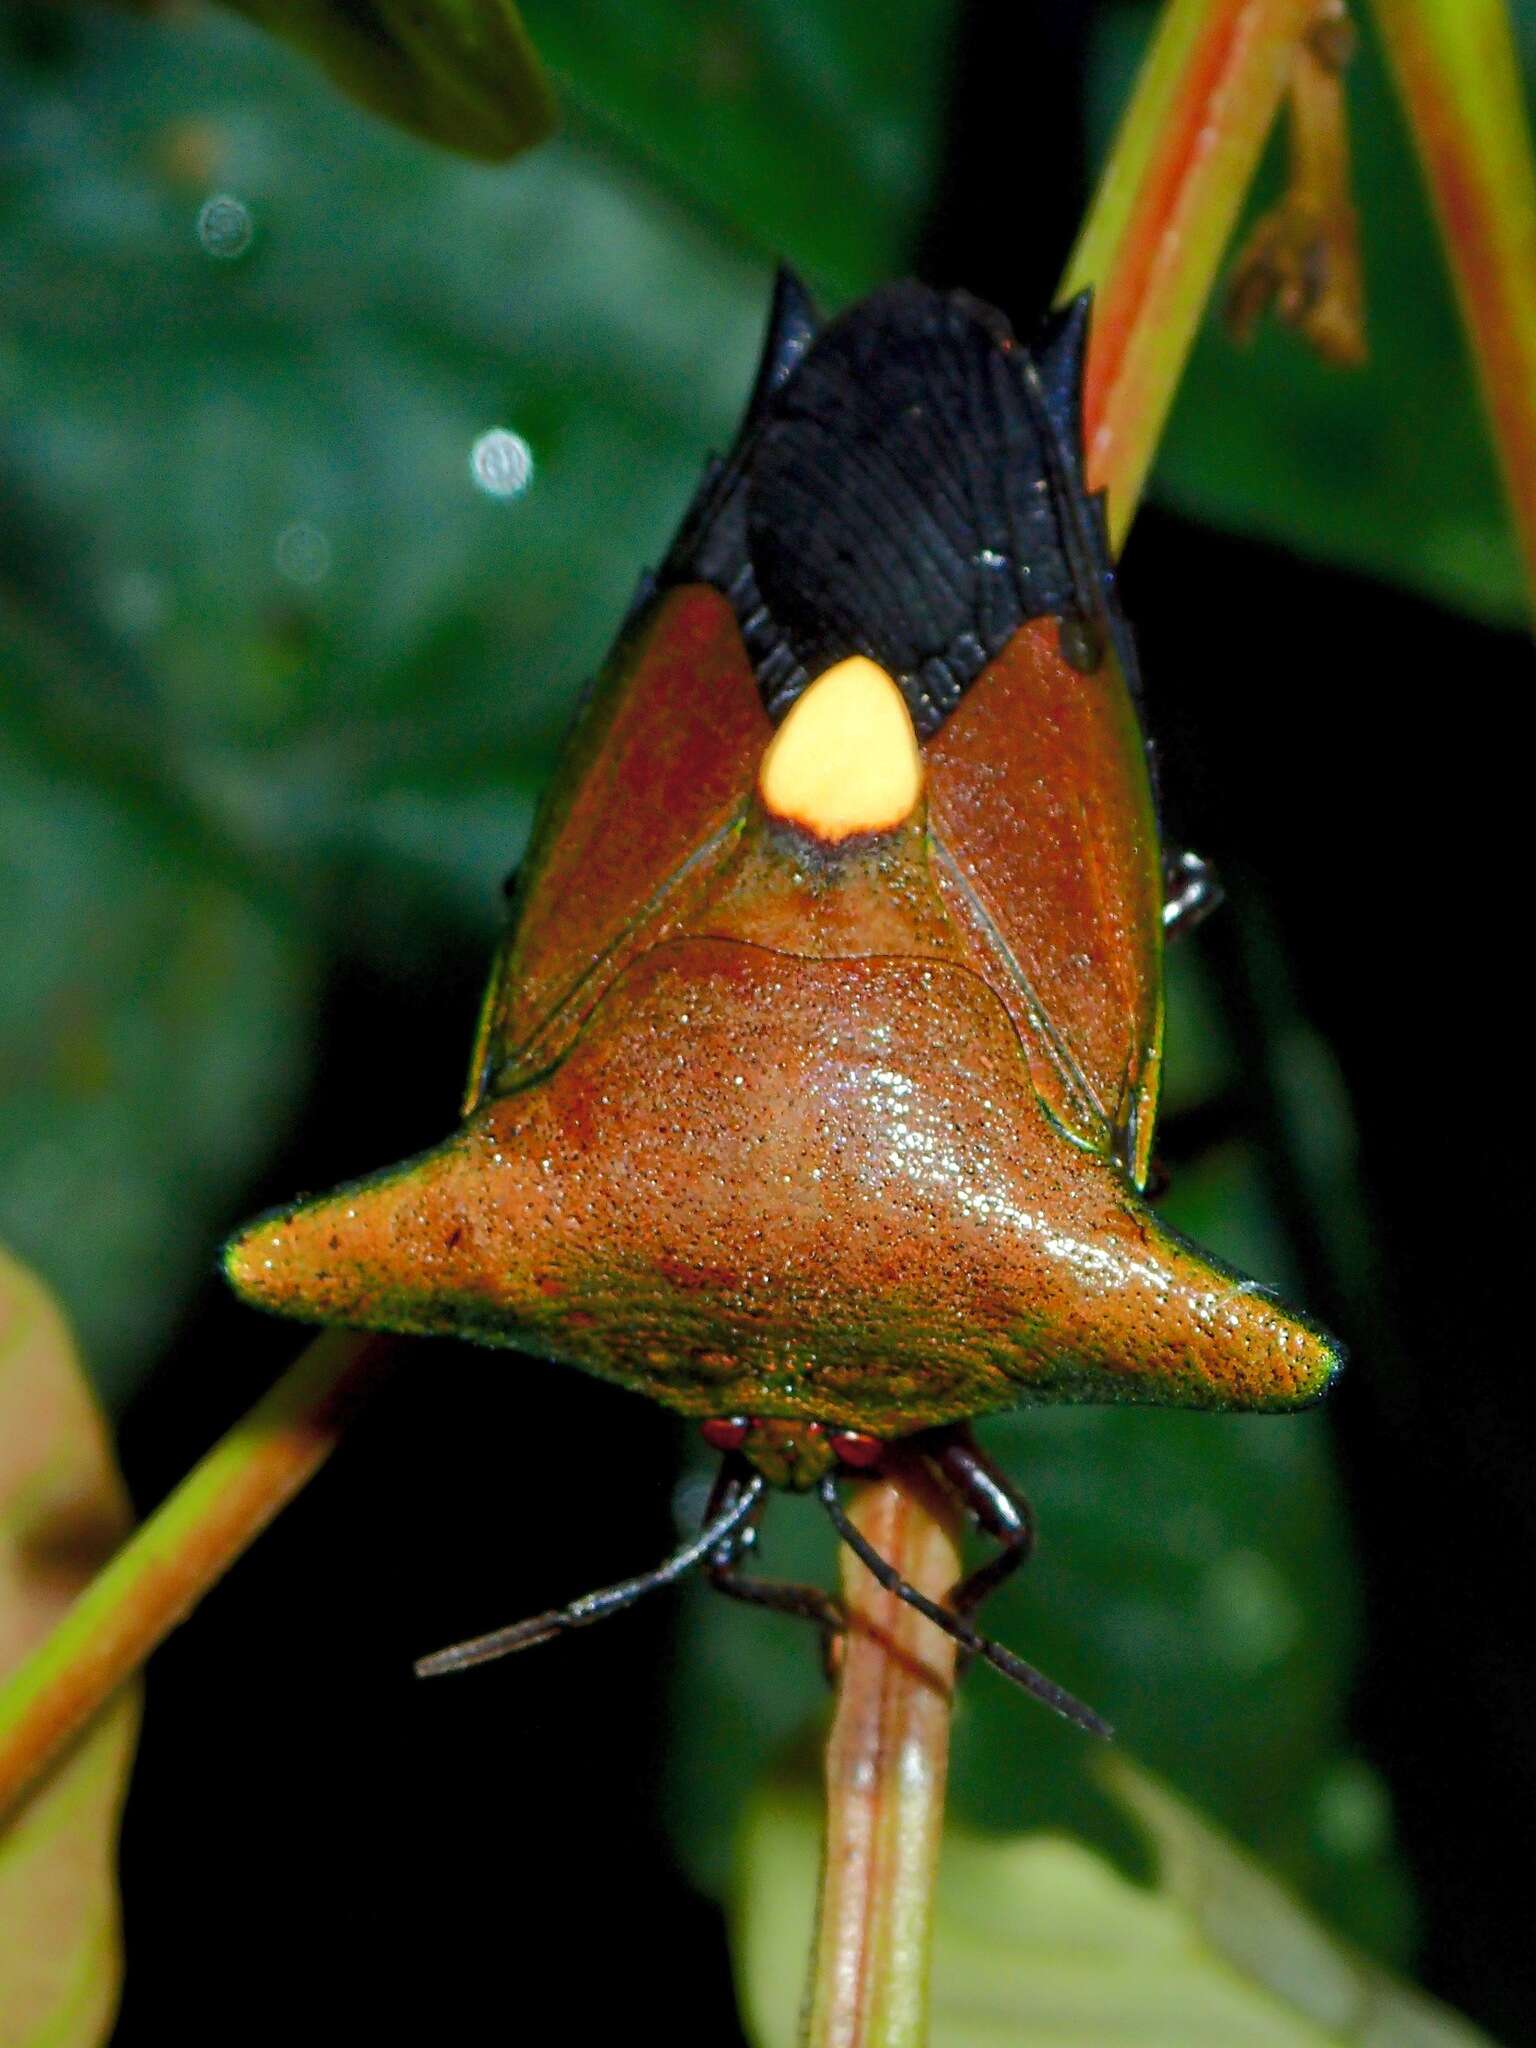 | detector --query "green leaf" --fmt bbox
[0,5,769,899]
[520,0,959,300]
[0,4,775,1398]
[0,1246,137,2048]
[1095,1,1529,625]
[221,0,556,160]
[0,694,315,1408]
[738,1761,1489,2048]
